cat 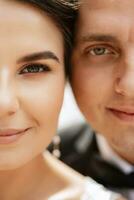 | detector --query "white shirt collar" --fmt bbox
[96,134,134,174]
